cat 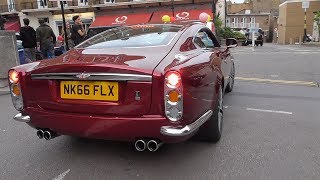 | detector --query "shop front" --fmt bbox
[53,12,95,35]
